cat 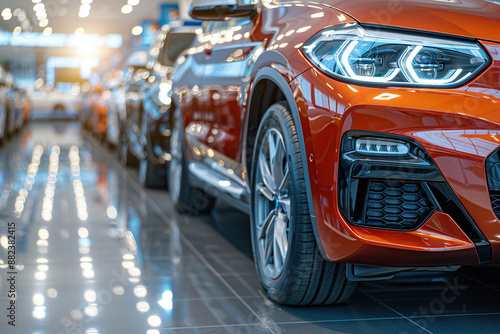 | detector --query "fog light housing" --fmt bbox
[356,138,409,156]
[339,131,439,230]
